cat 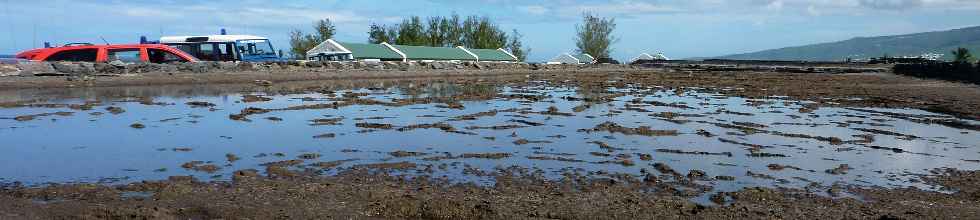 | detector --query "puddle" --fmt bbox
[1,79,978,201]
